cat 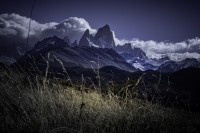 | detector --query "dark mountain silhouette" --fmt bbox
[115,43,133,53]
[94,24,115,49]
[79,29,90,46]
[158,58,200,72]
[0,23,199,72]
[16,36,136,72]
